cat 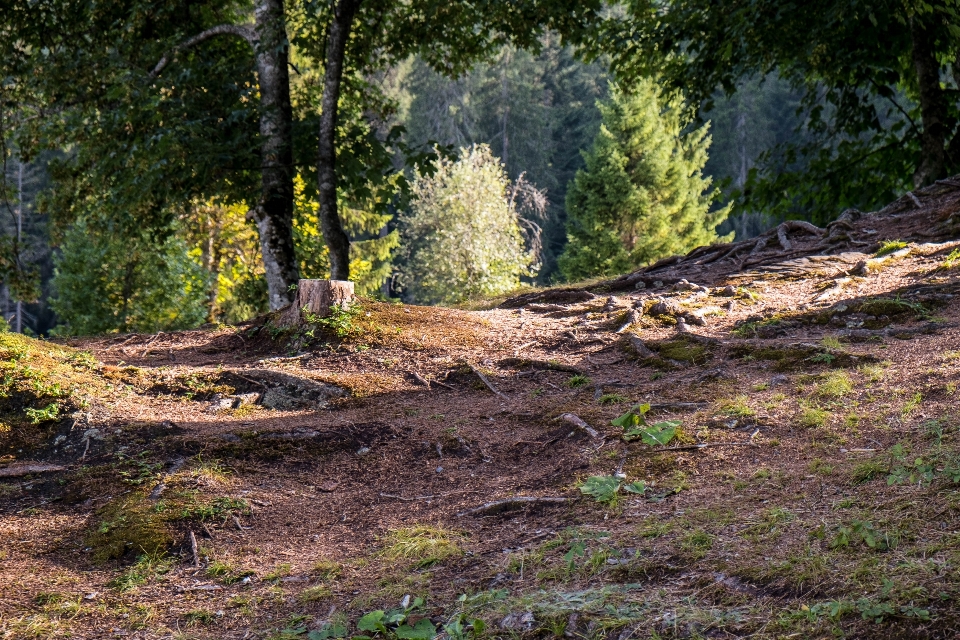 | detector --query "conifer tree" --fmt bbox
[558,80,730,281]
